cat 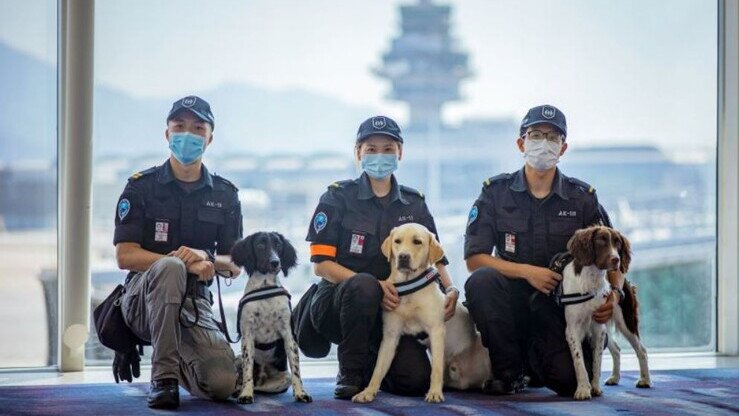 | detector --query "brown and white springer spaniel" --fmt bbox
[563,225,651,400]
